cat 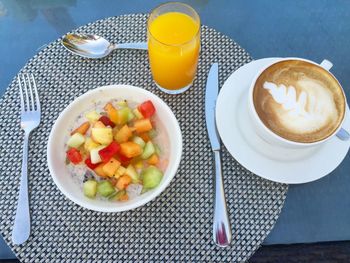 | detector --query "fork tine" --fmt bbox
[17,75,25,112]
[21,74,30,111]
[30,74,40,112]
[26,73,35,111]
